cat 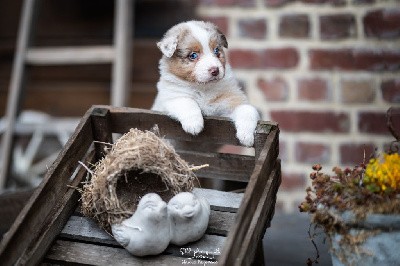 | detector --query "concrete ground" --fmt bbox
[264,211,332,266]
